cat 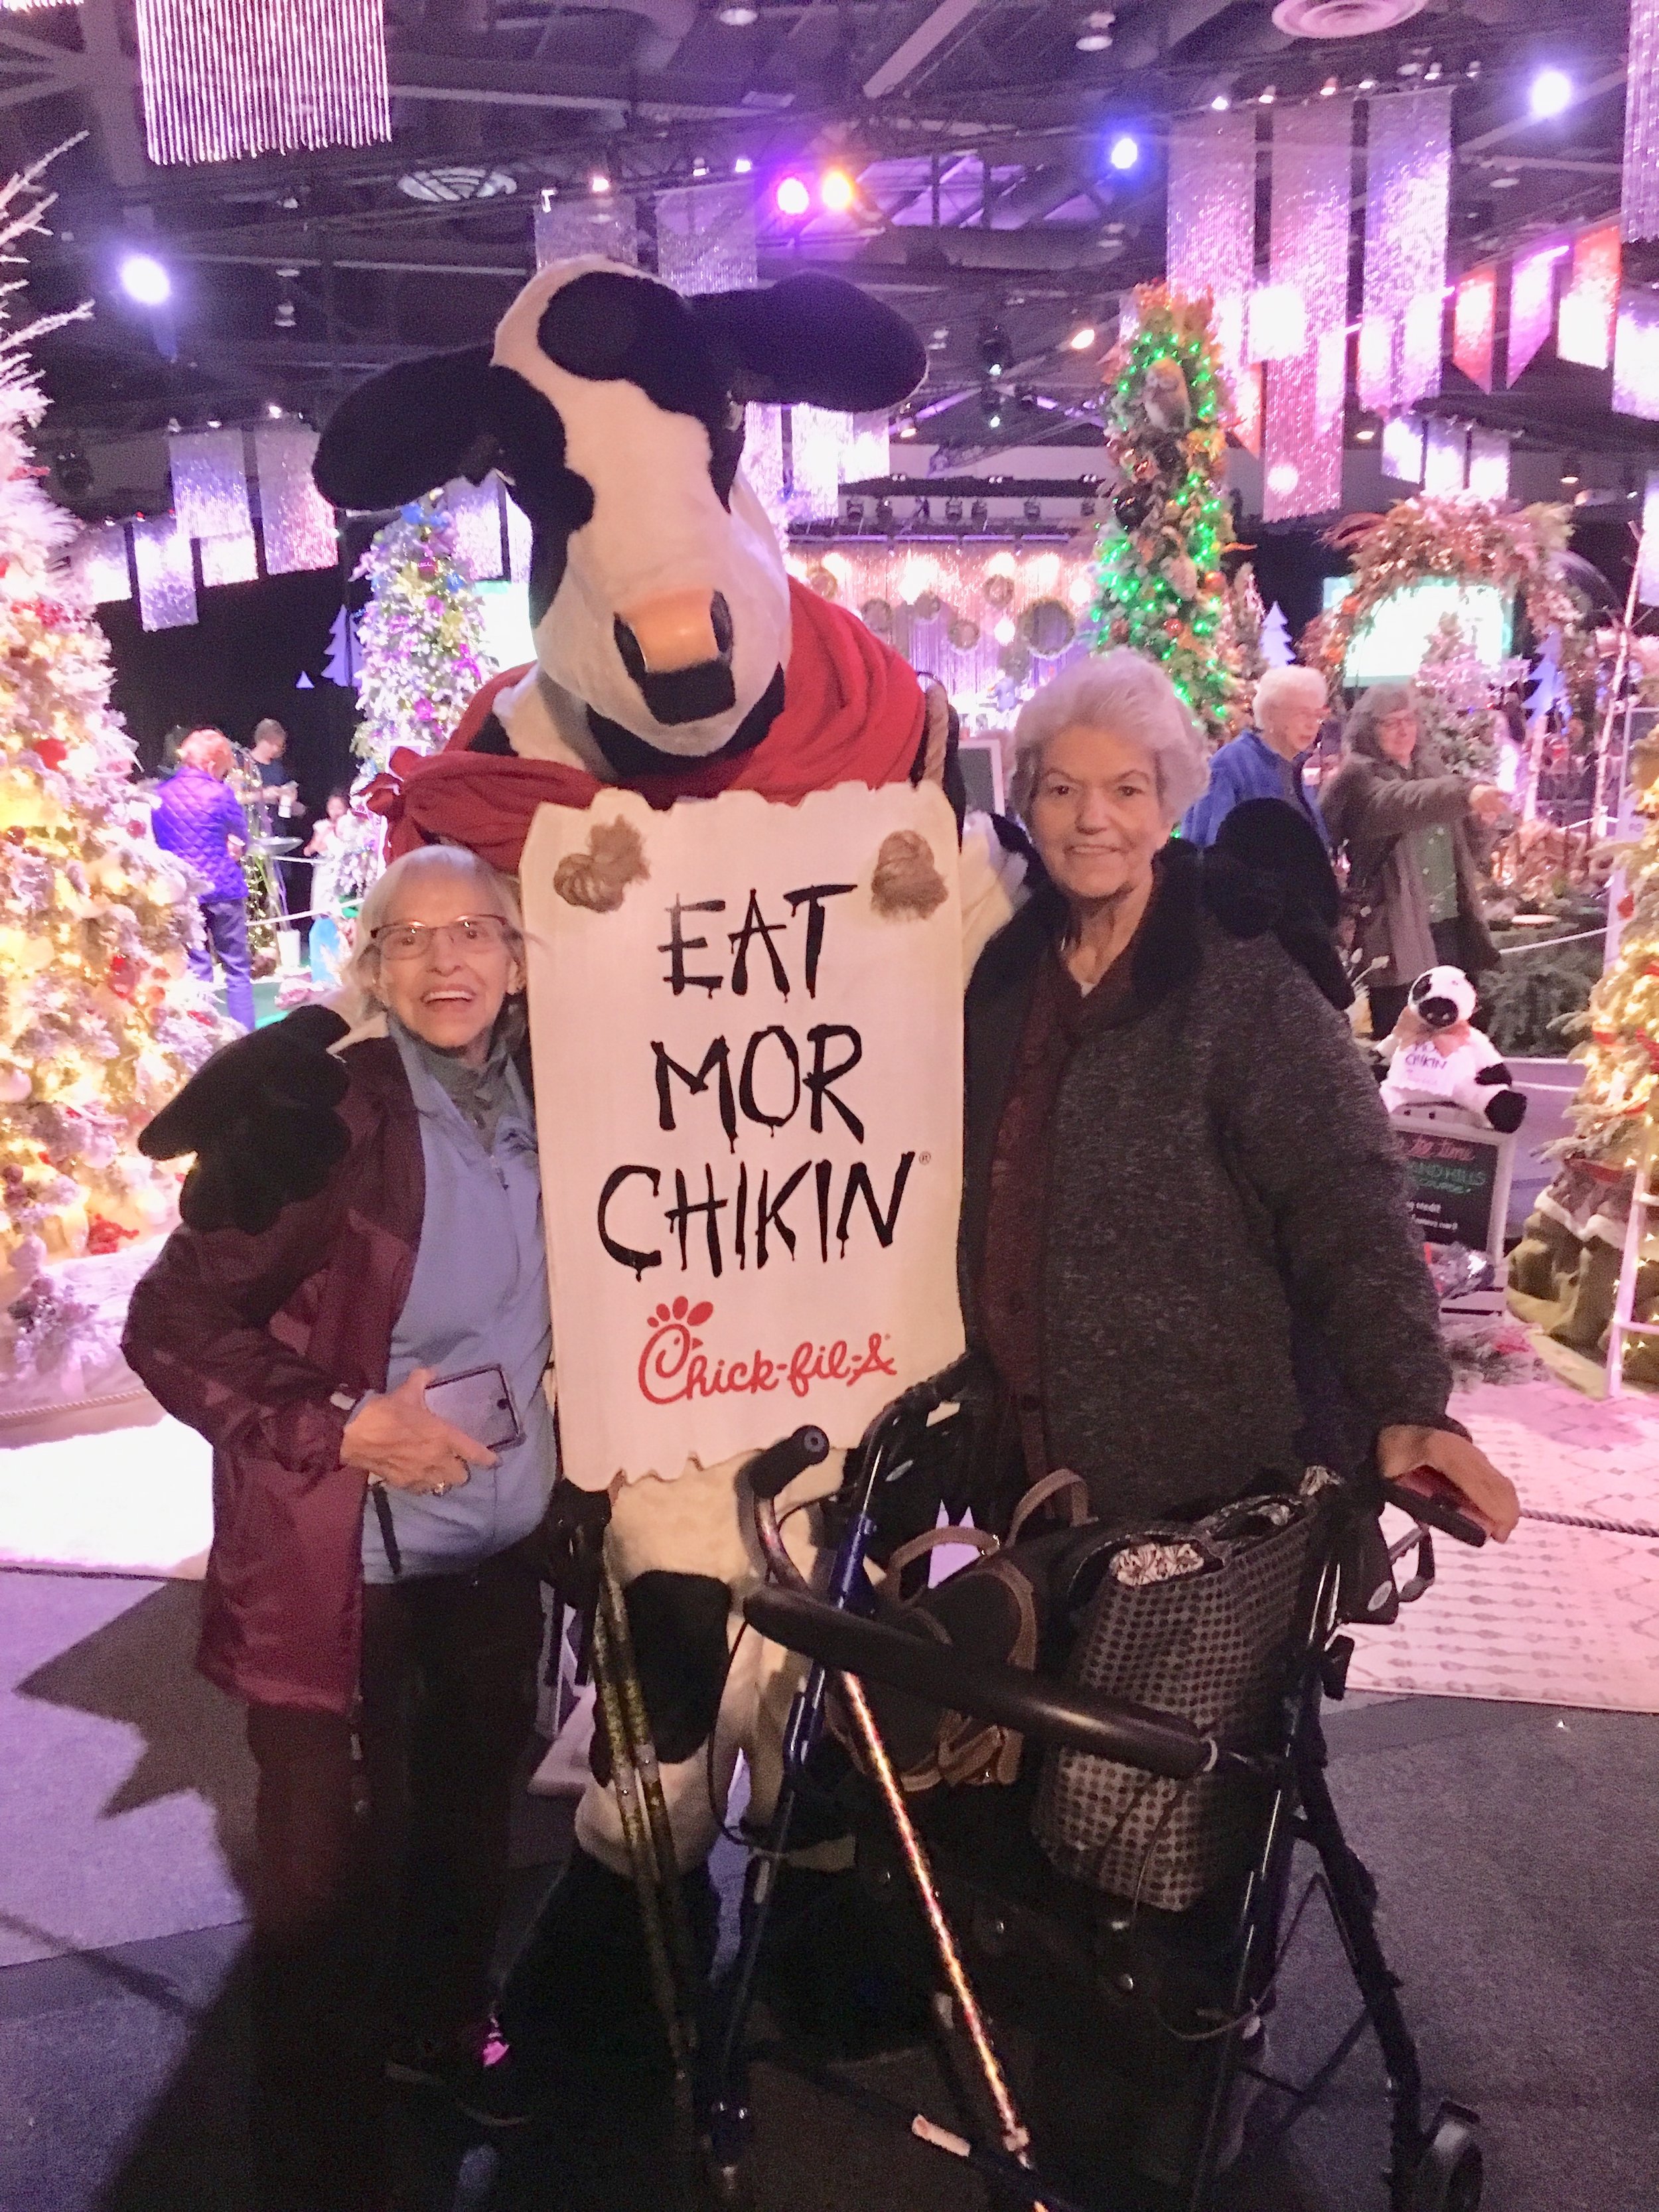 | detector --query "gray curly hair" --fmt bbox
[1007,650,1210,824]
